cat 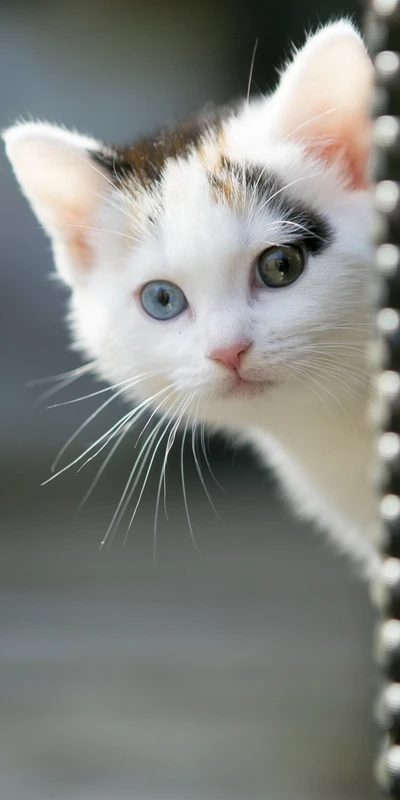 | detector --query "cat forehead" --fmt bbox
[119,146,333,268]
[158,155,286,259]
[158,157,247,269]
[93,98,335,254]
[91,105,335,270]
